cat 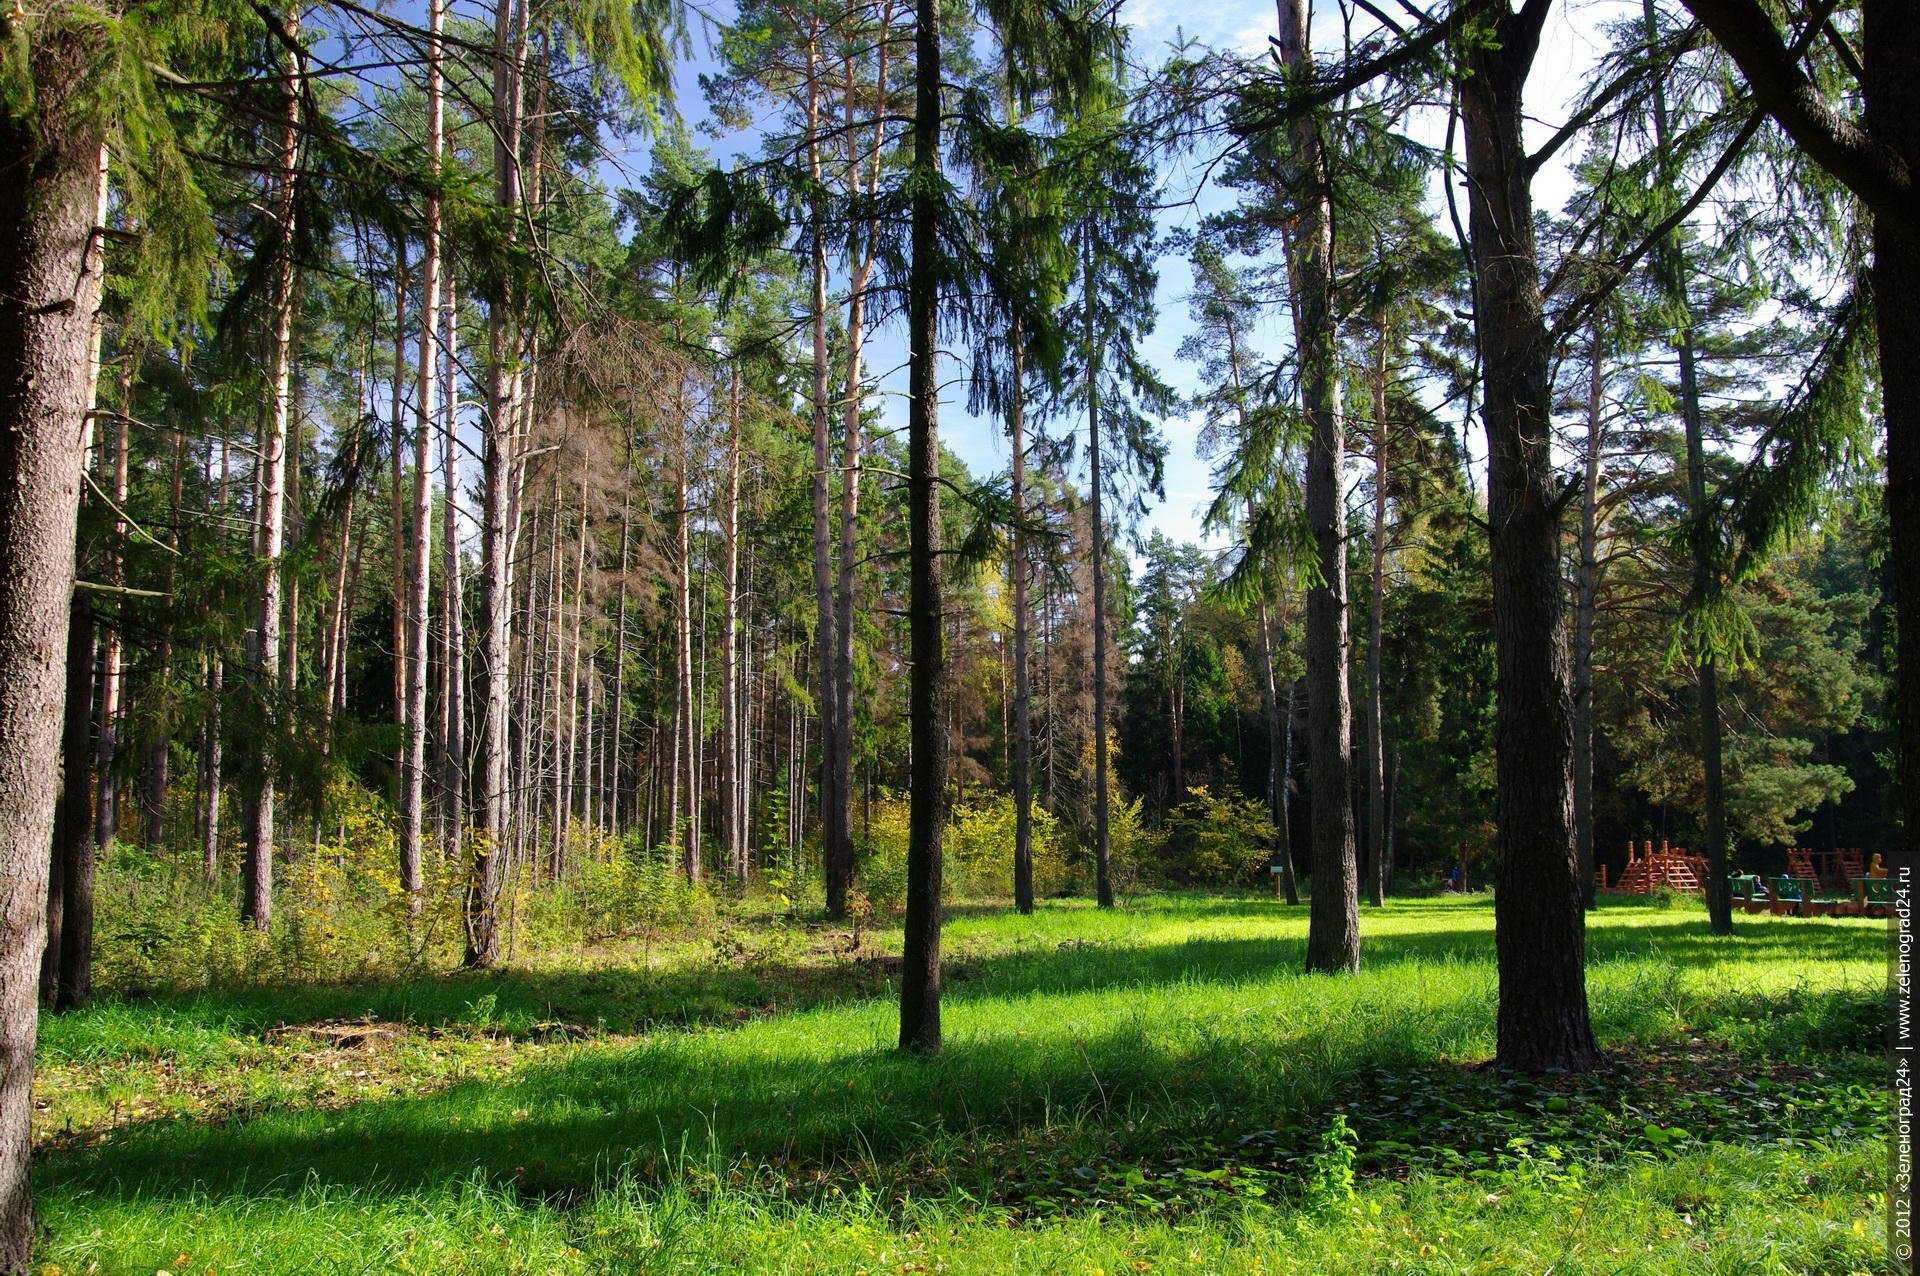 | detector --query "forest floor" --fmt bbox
[34,892,1887,1274]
